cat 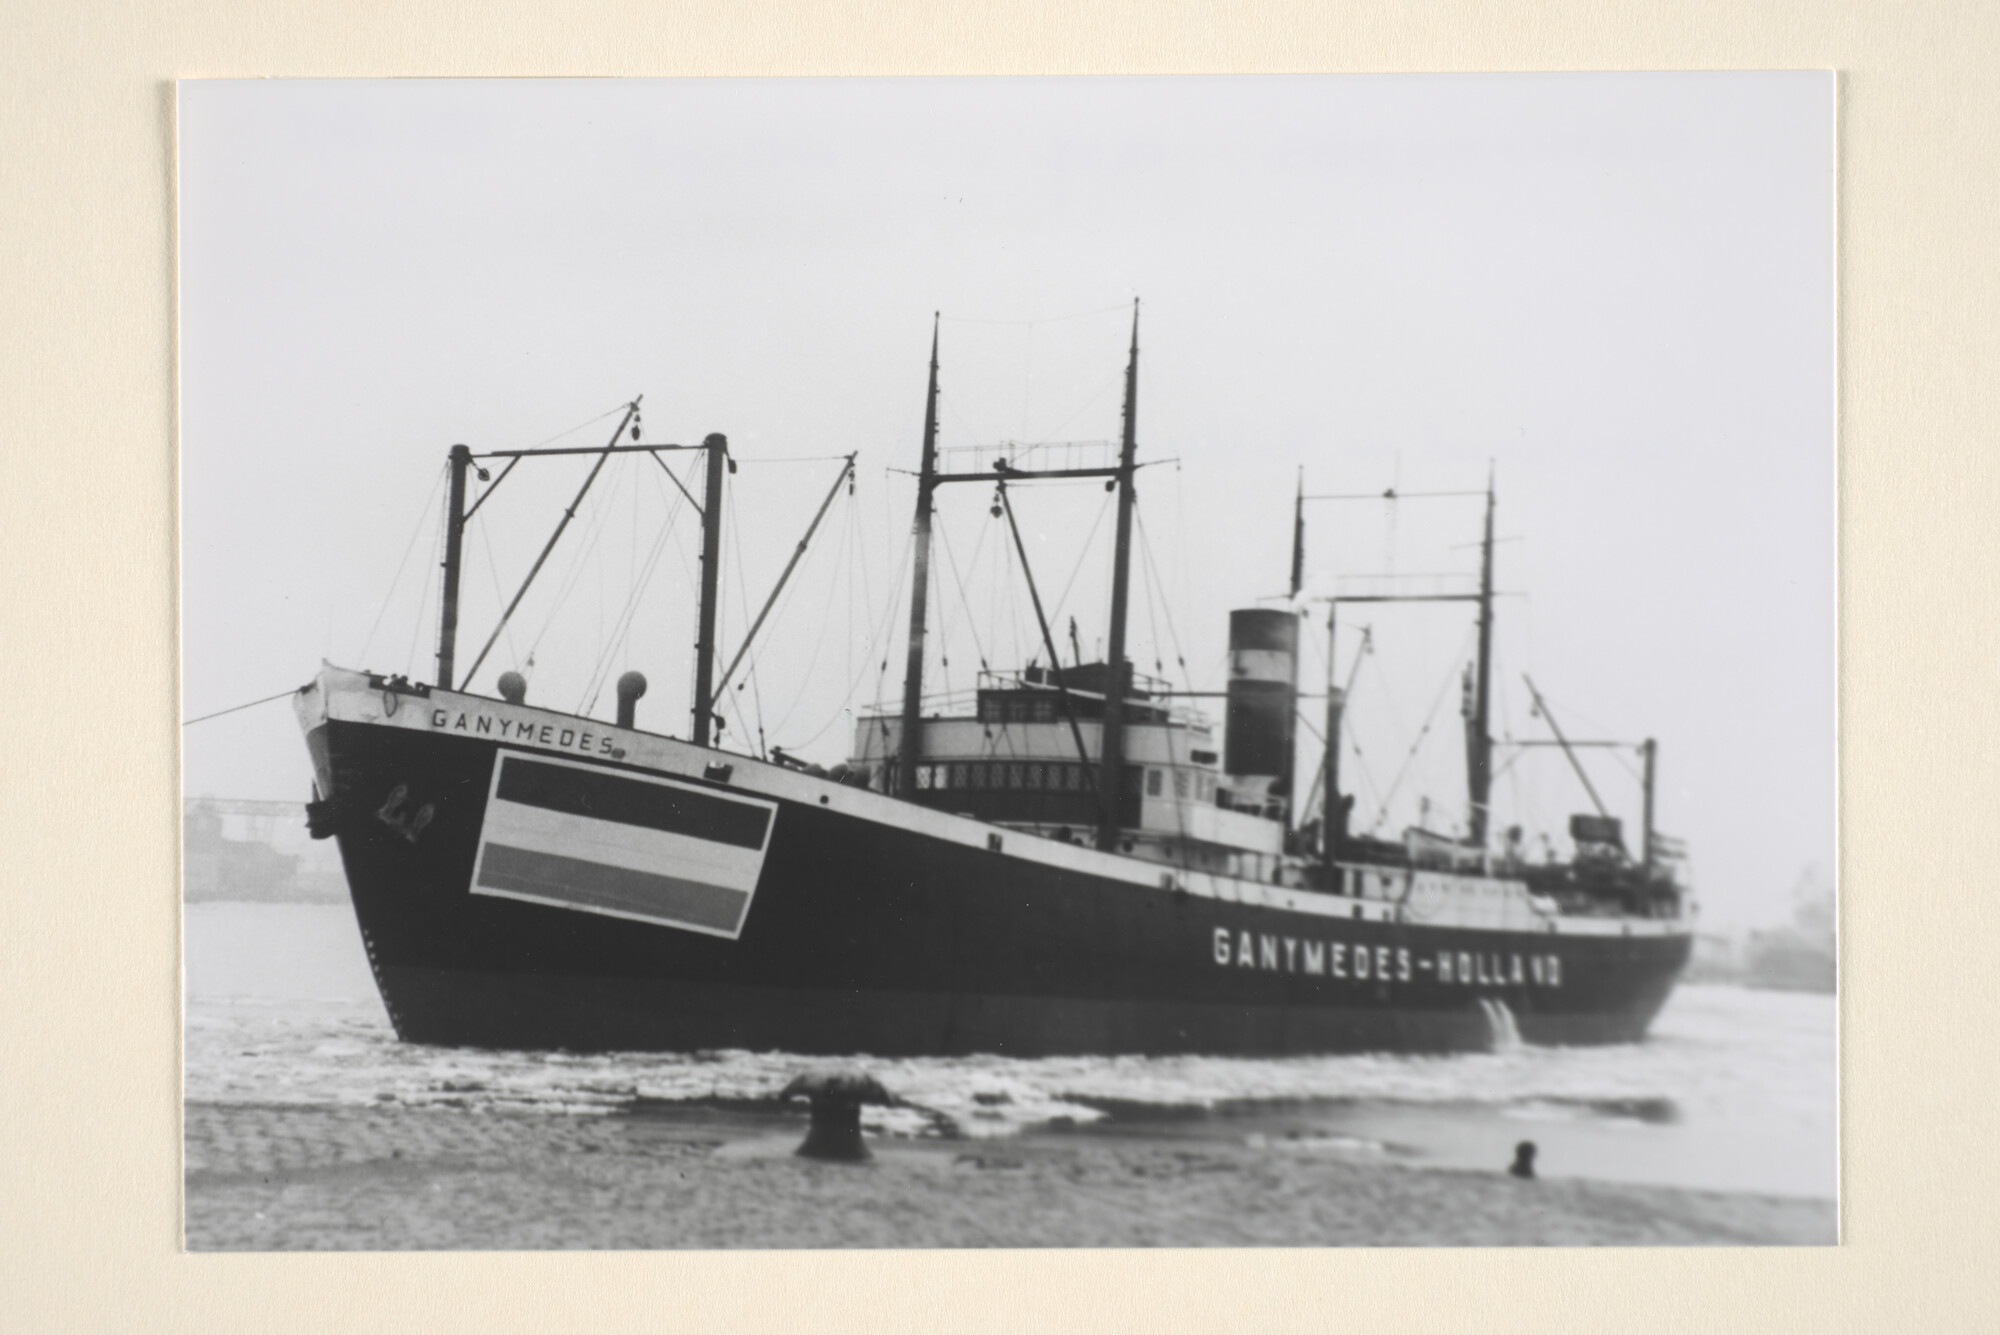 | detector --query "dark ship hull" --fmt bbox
[301,669,1690,1057]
